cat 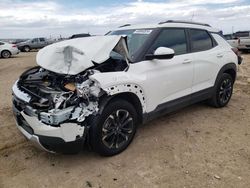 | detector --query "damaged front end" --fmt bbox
[12,35,131,153]
[12,66,104,153]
